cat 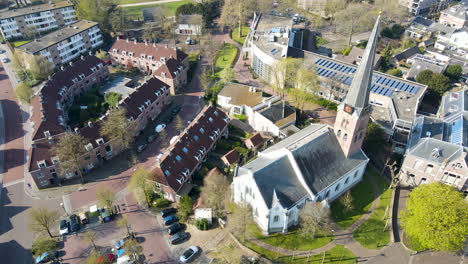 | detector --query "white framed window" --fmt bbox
[273,215,279,222]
